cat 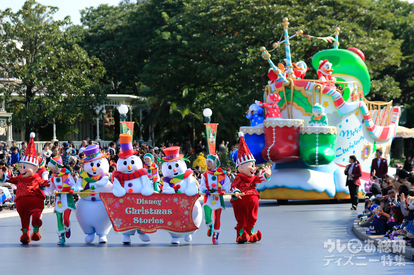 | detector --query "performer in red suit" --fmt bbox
[345,155,361,211]
[317,59,336,88]
[370,149,388,180]
[0,133,49,244]
[255,92,282,120]
[231,132,271,244]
